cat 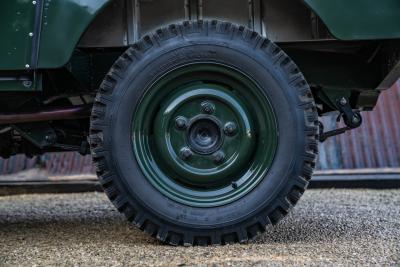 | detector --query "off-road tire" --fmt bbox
[90,20,318,246]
